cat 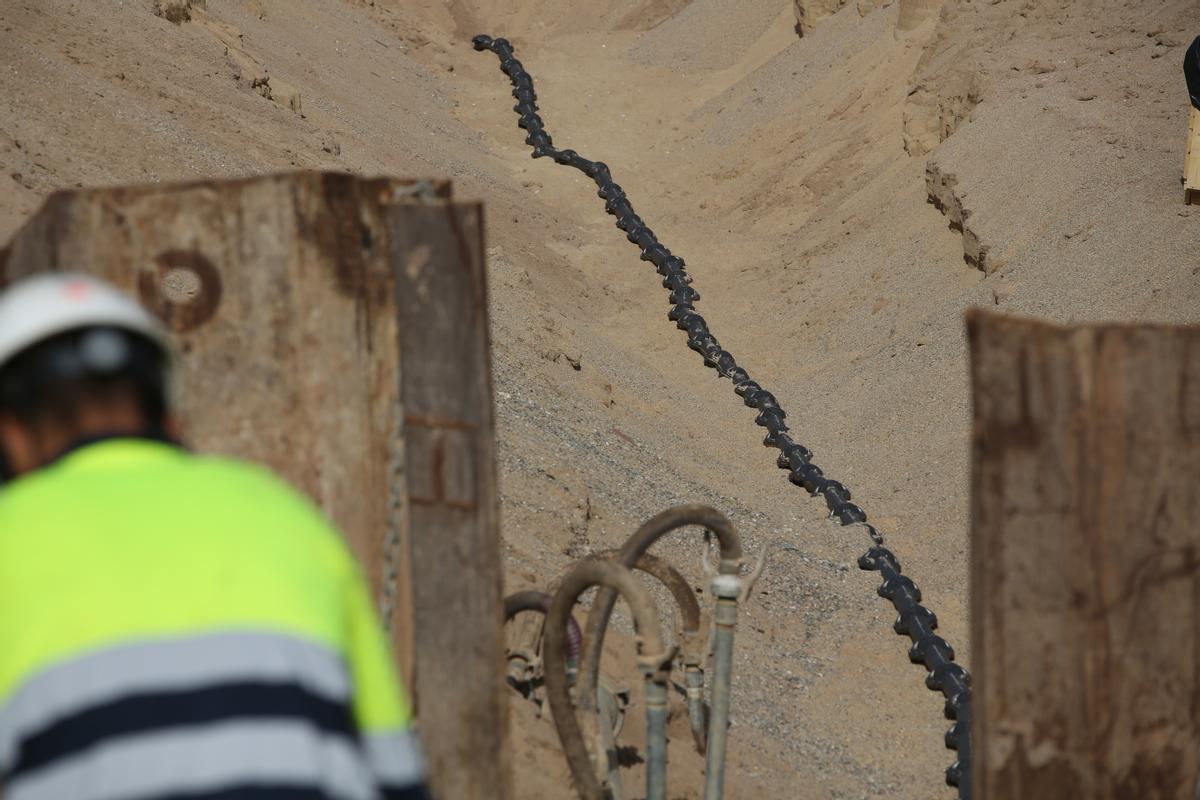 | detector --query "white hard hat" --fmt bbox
[0,273,169,373]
